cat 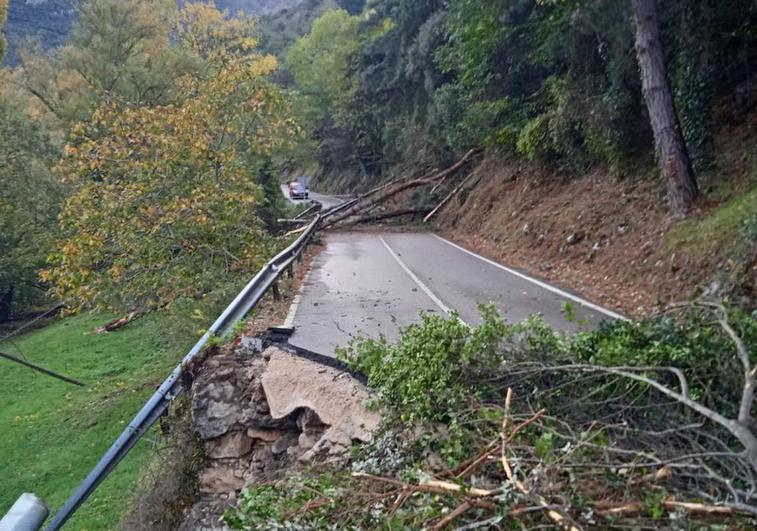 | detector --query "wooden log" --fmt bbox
[423,170,482,223]
[321,149,480,230]
[351,208,430,225]
[96,308,145,333]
